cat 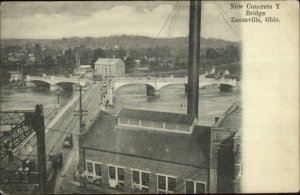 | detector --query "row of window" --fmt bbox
[86,161,206,193]
[97,65,115,76]
[118,118,191,132]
